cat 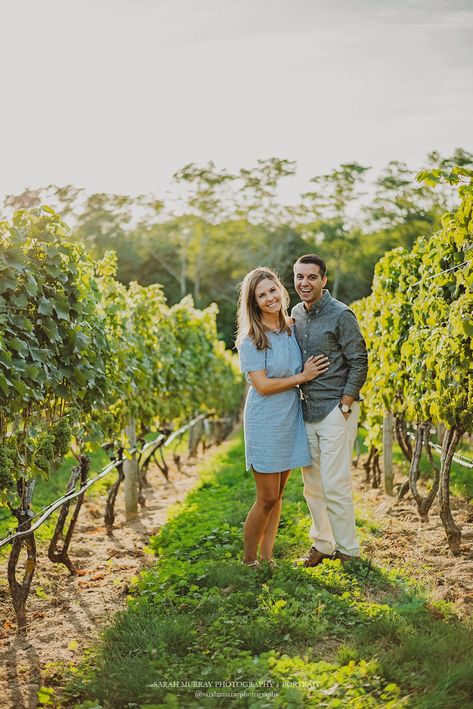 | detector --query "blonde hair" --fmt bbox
[236,267,291,350]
